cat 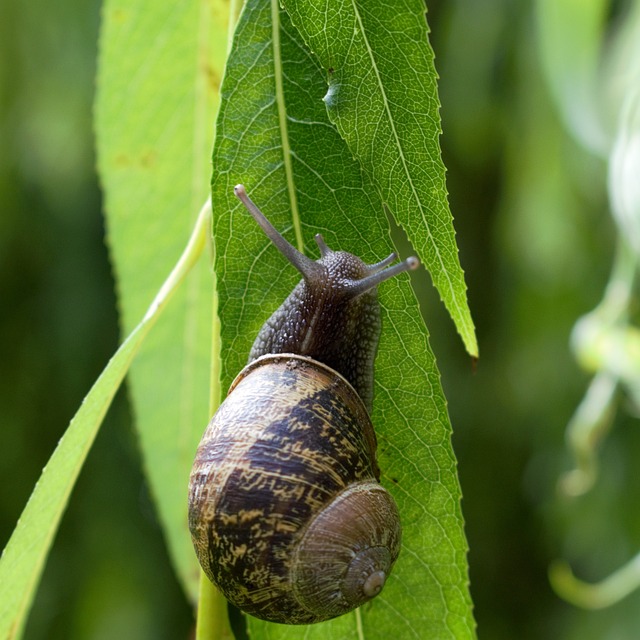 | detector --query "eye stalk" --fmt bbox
[234,183,420,297]
[234,184,324,281]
